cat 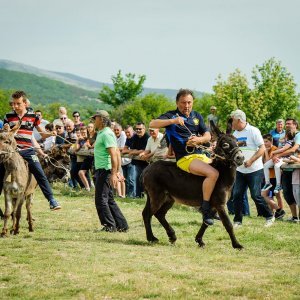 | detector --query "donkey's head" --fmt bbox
[0,130,18,163]
[210,121,244,167]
